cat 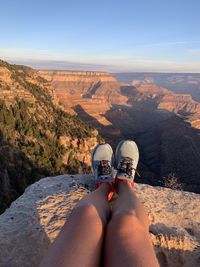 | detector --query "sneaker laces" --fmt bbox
[97,160,111,176]
[117,157,141,178]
